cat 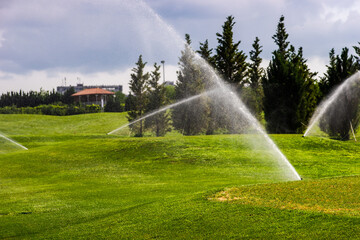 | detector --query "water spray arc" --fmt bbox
[188,50,302,181]
[108,90,216,135]
[303,71,360,137]
[115,0,302,181]
[0,133,28,150]
[226,90,302,180]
